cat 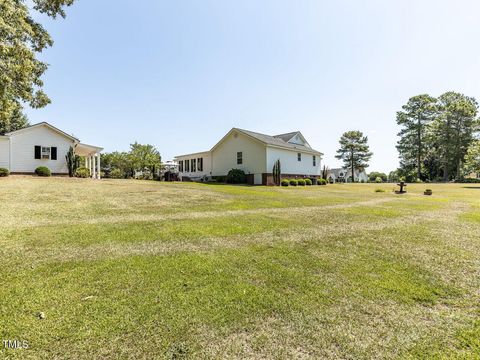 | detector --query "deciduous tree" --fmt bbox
[129,142,162,175]
[0,0,74,131]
